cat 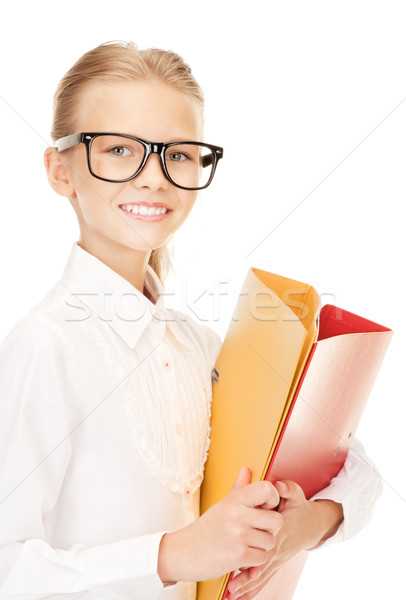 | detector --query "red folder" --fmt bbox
[266,303,392,498]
